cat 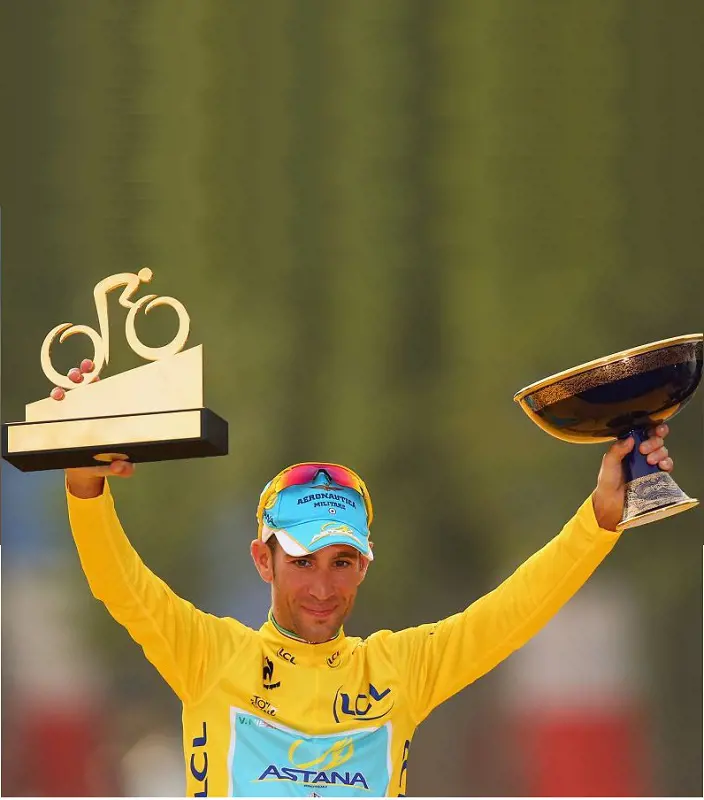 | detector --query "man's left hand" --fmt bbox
[592,423,673,531]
